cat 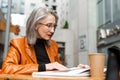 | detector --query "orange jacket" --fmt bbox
[2,37,60,75]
